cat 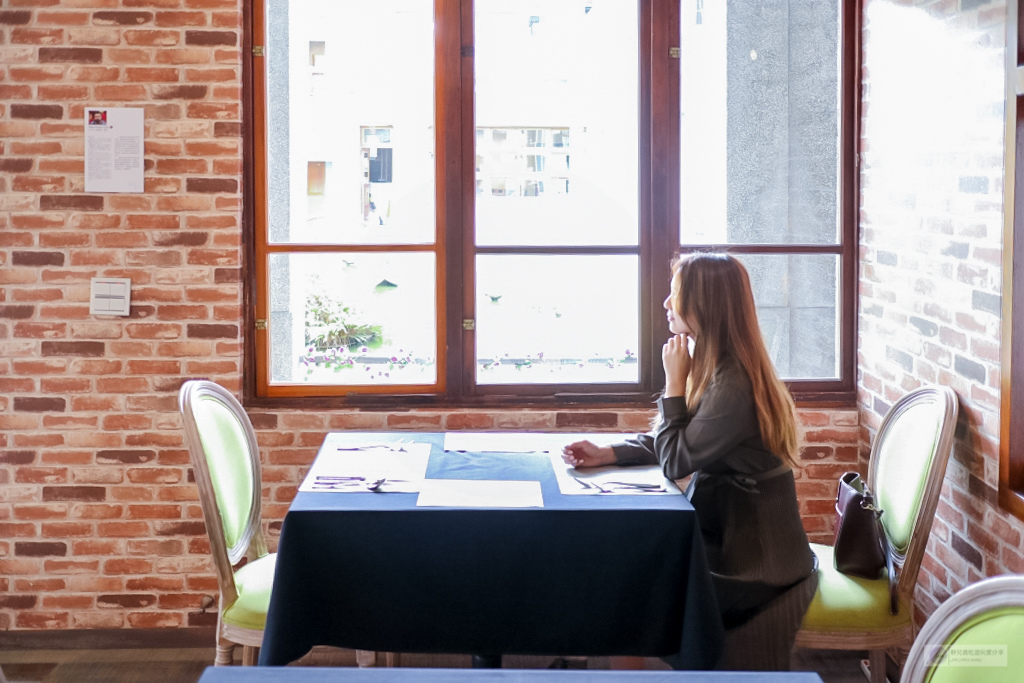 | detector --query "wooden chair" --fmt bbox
[180,380,385,667]
[795,385,959,683]
[901,574,1024,683]
[179,380,277,666]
